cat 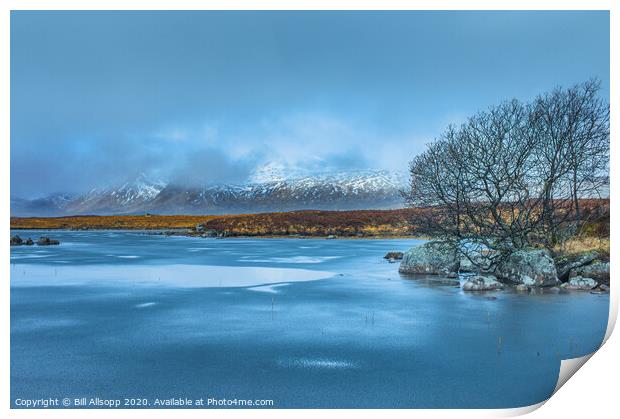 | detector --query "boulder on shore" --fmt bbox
[37,236,60,246]
[462,275,504,291]
[458,244,495,272]
[561,276,598,291]
[459,256,475,273]
[554,250,600,281]
[591,284,610,294]
[384,251,404,260]
[495,249,560,287]
[399,241,459,275]
[569,262,609,286]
